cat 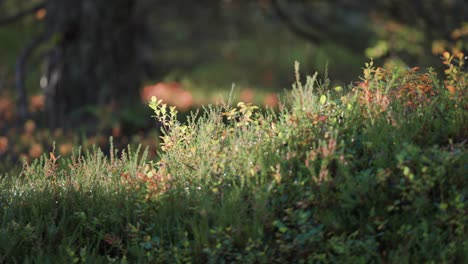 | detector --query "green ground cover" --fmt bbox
[0,56,467,262]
